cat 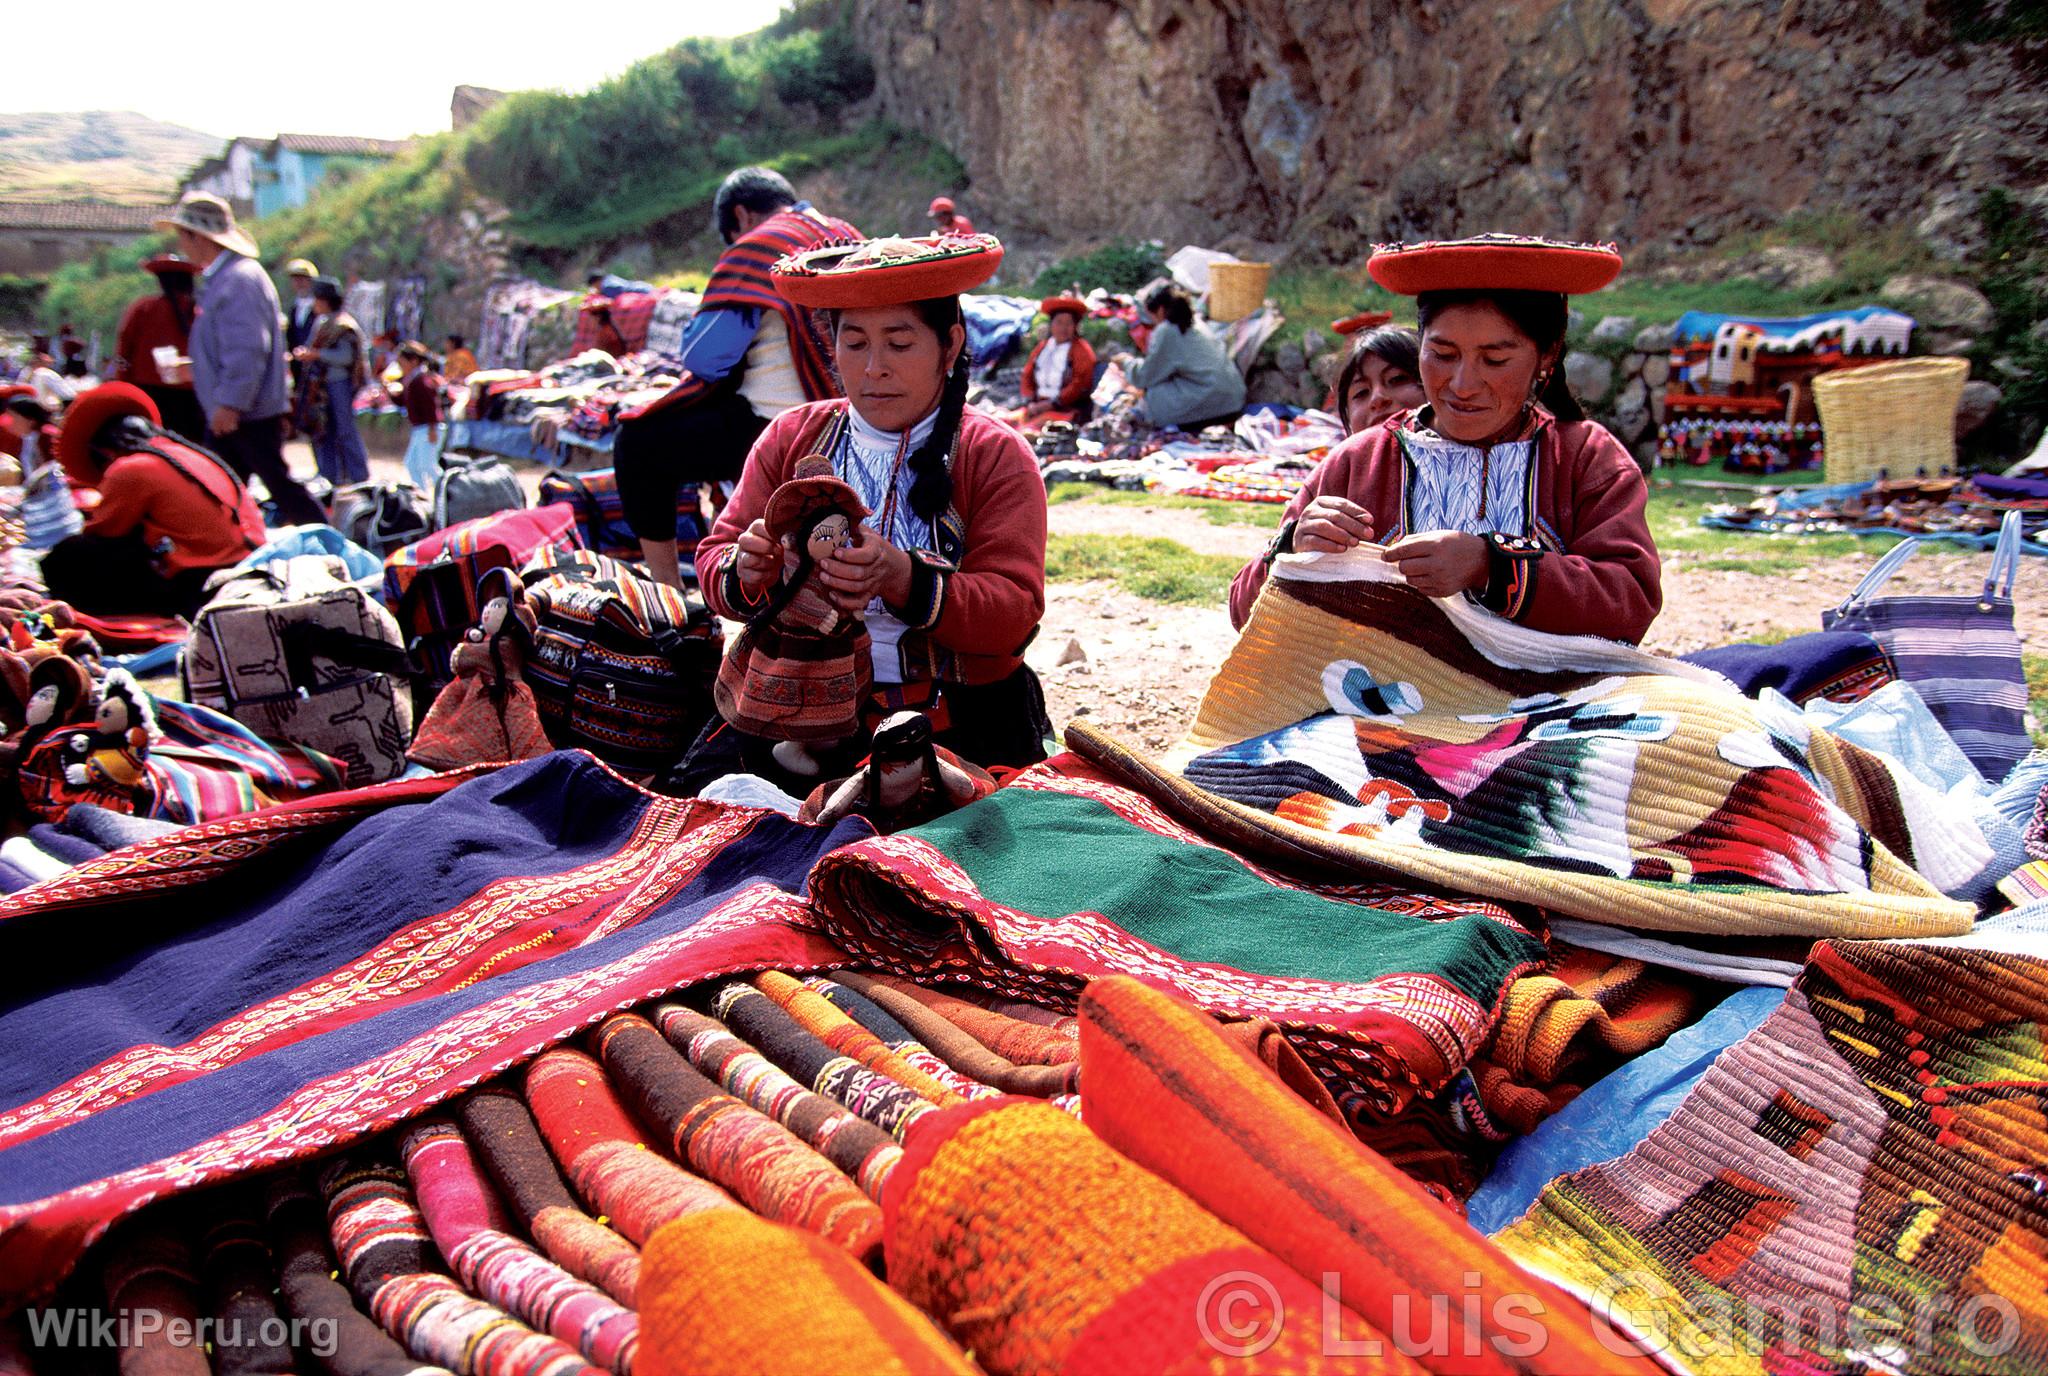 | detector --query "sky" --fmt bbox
[1,0,794,142]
